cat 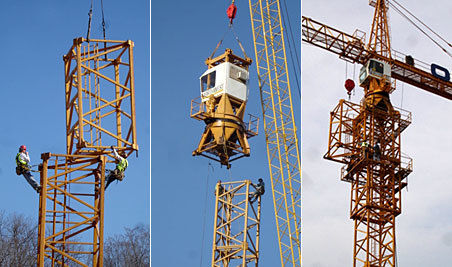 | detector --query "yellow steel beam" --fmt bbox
[248,0,301,266]
[65,38,138,156]
[211,180,261,267]
[38,154,106,266]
